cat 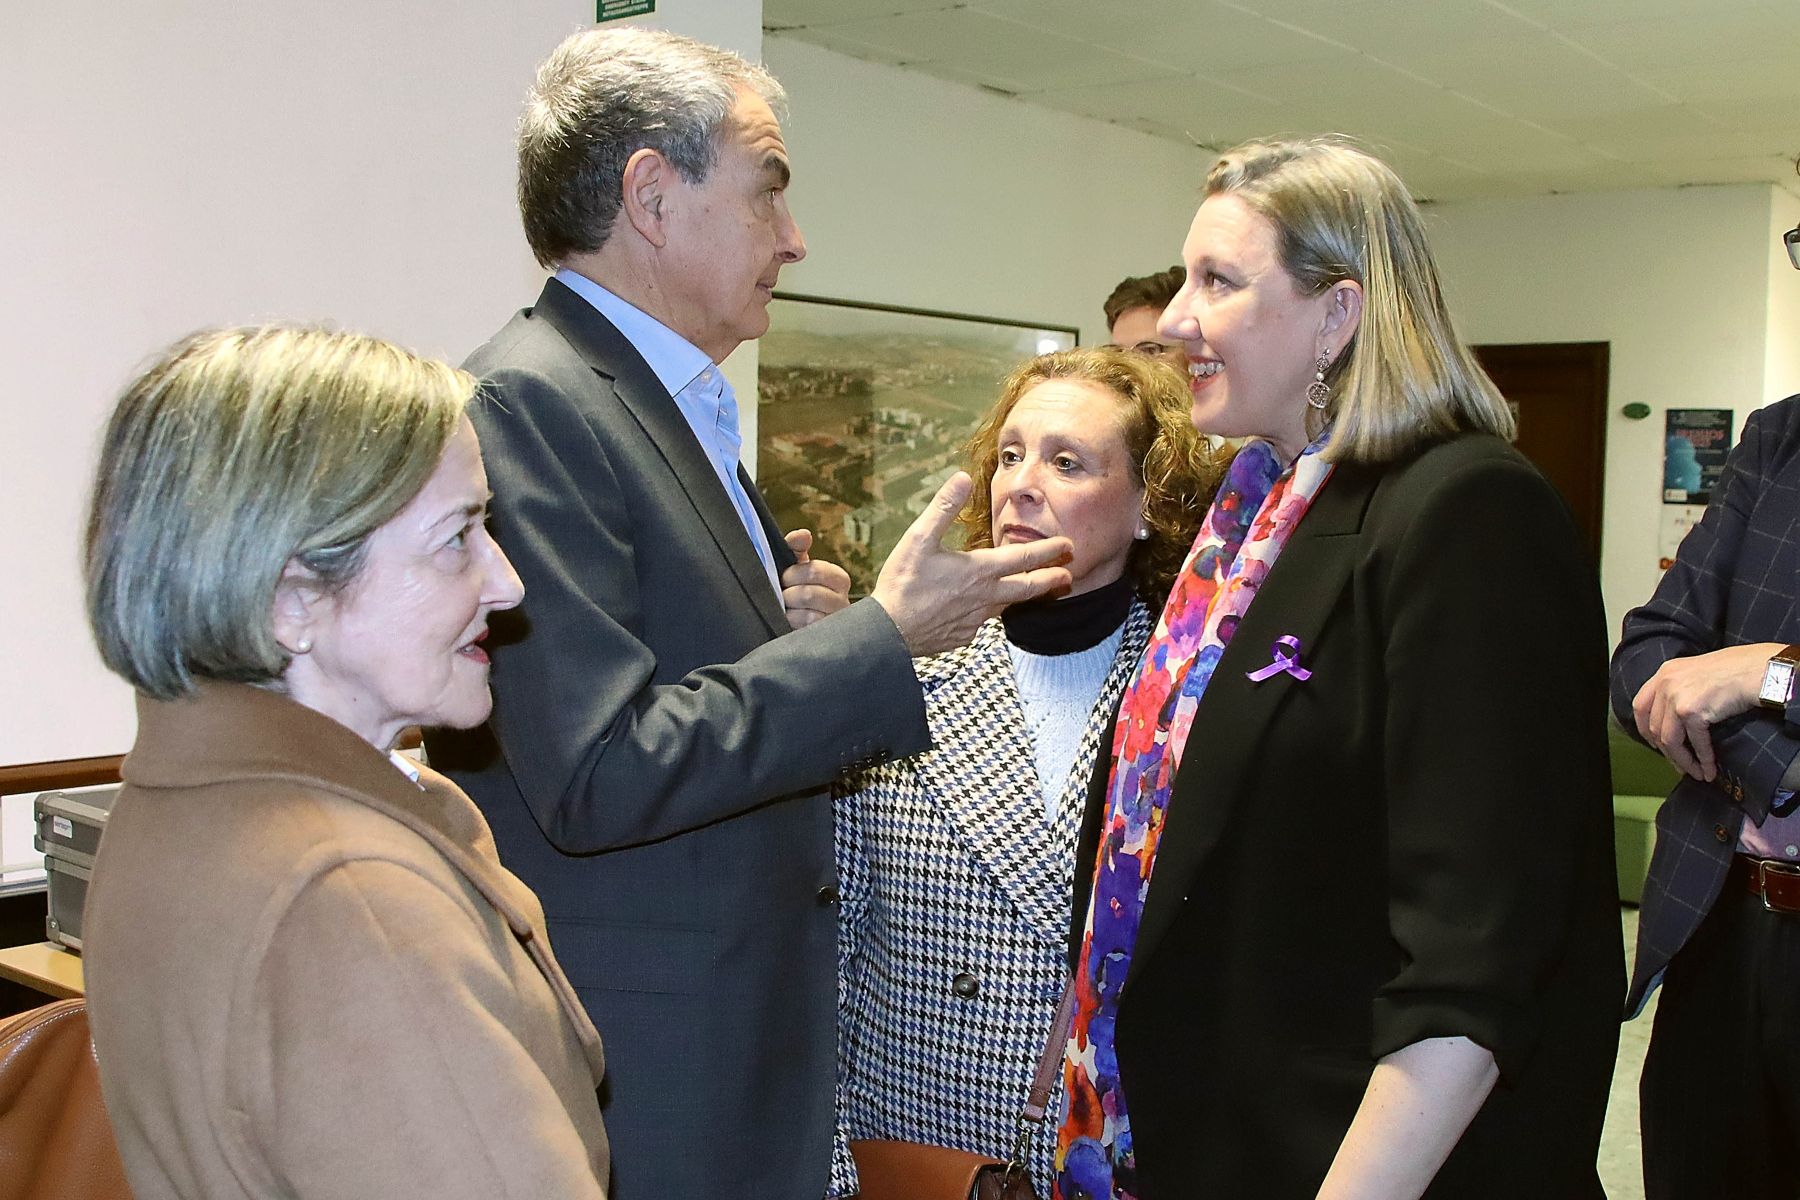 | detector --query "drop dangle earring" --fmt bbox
[1306,352,1332,411]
